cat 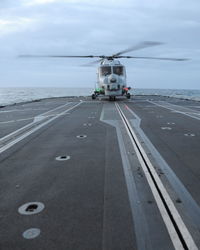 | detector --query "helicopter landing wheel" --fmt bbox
[92,94,96,100]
